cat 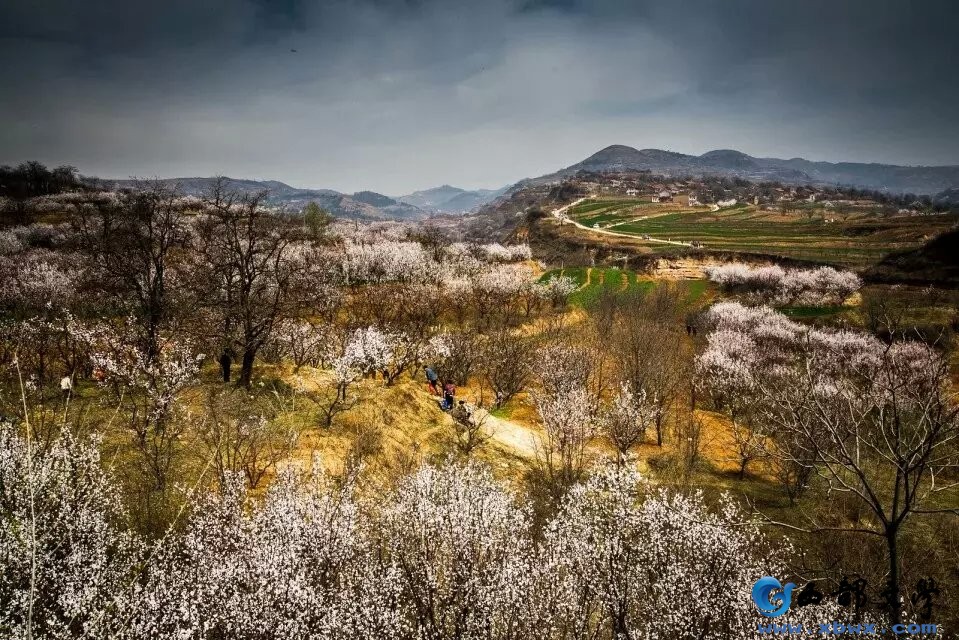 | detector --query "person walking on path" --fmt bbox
[60,375,73,400]
[442,381,456,411]
[424,365,440,395]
